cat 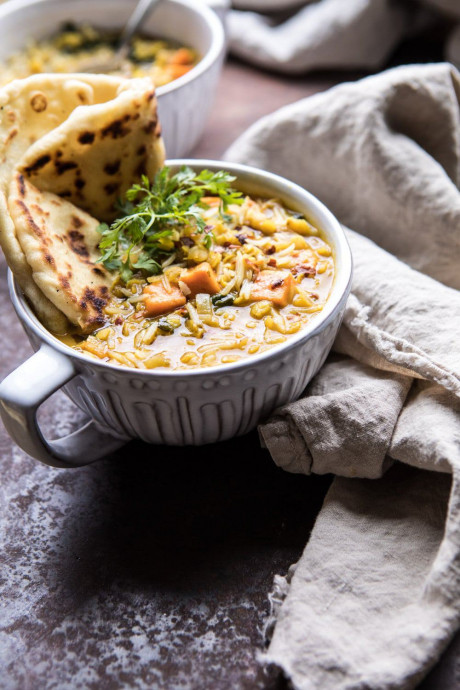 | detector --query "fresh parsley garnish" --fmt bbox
[97,166,243,282]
